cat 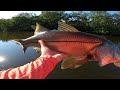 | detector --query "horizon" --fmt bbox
[0,11,118,19]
